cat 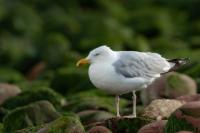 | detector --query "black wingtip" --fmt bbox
[168,57,189,65]
[162,57,189,75]
[179,57,190,64]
